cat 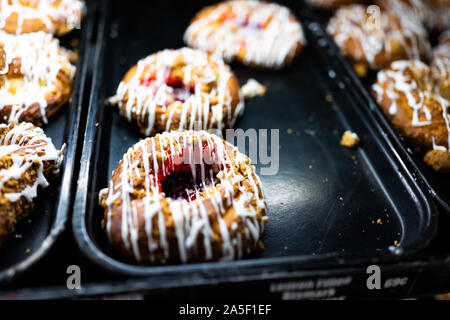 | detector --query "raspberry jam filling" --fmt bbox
[221,12,264,29]
[161,163,220,202]
[140,73,195,106]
